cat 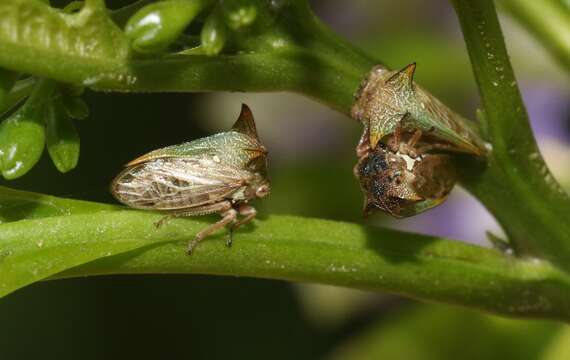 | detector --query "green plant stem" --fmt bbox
[451,0,570,271]
[1,186,569,321]
[53,212,570,322]
[0,0,374,114]
[498,0,570,71]
[0,192,567,321]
